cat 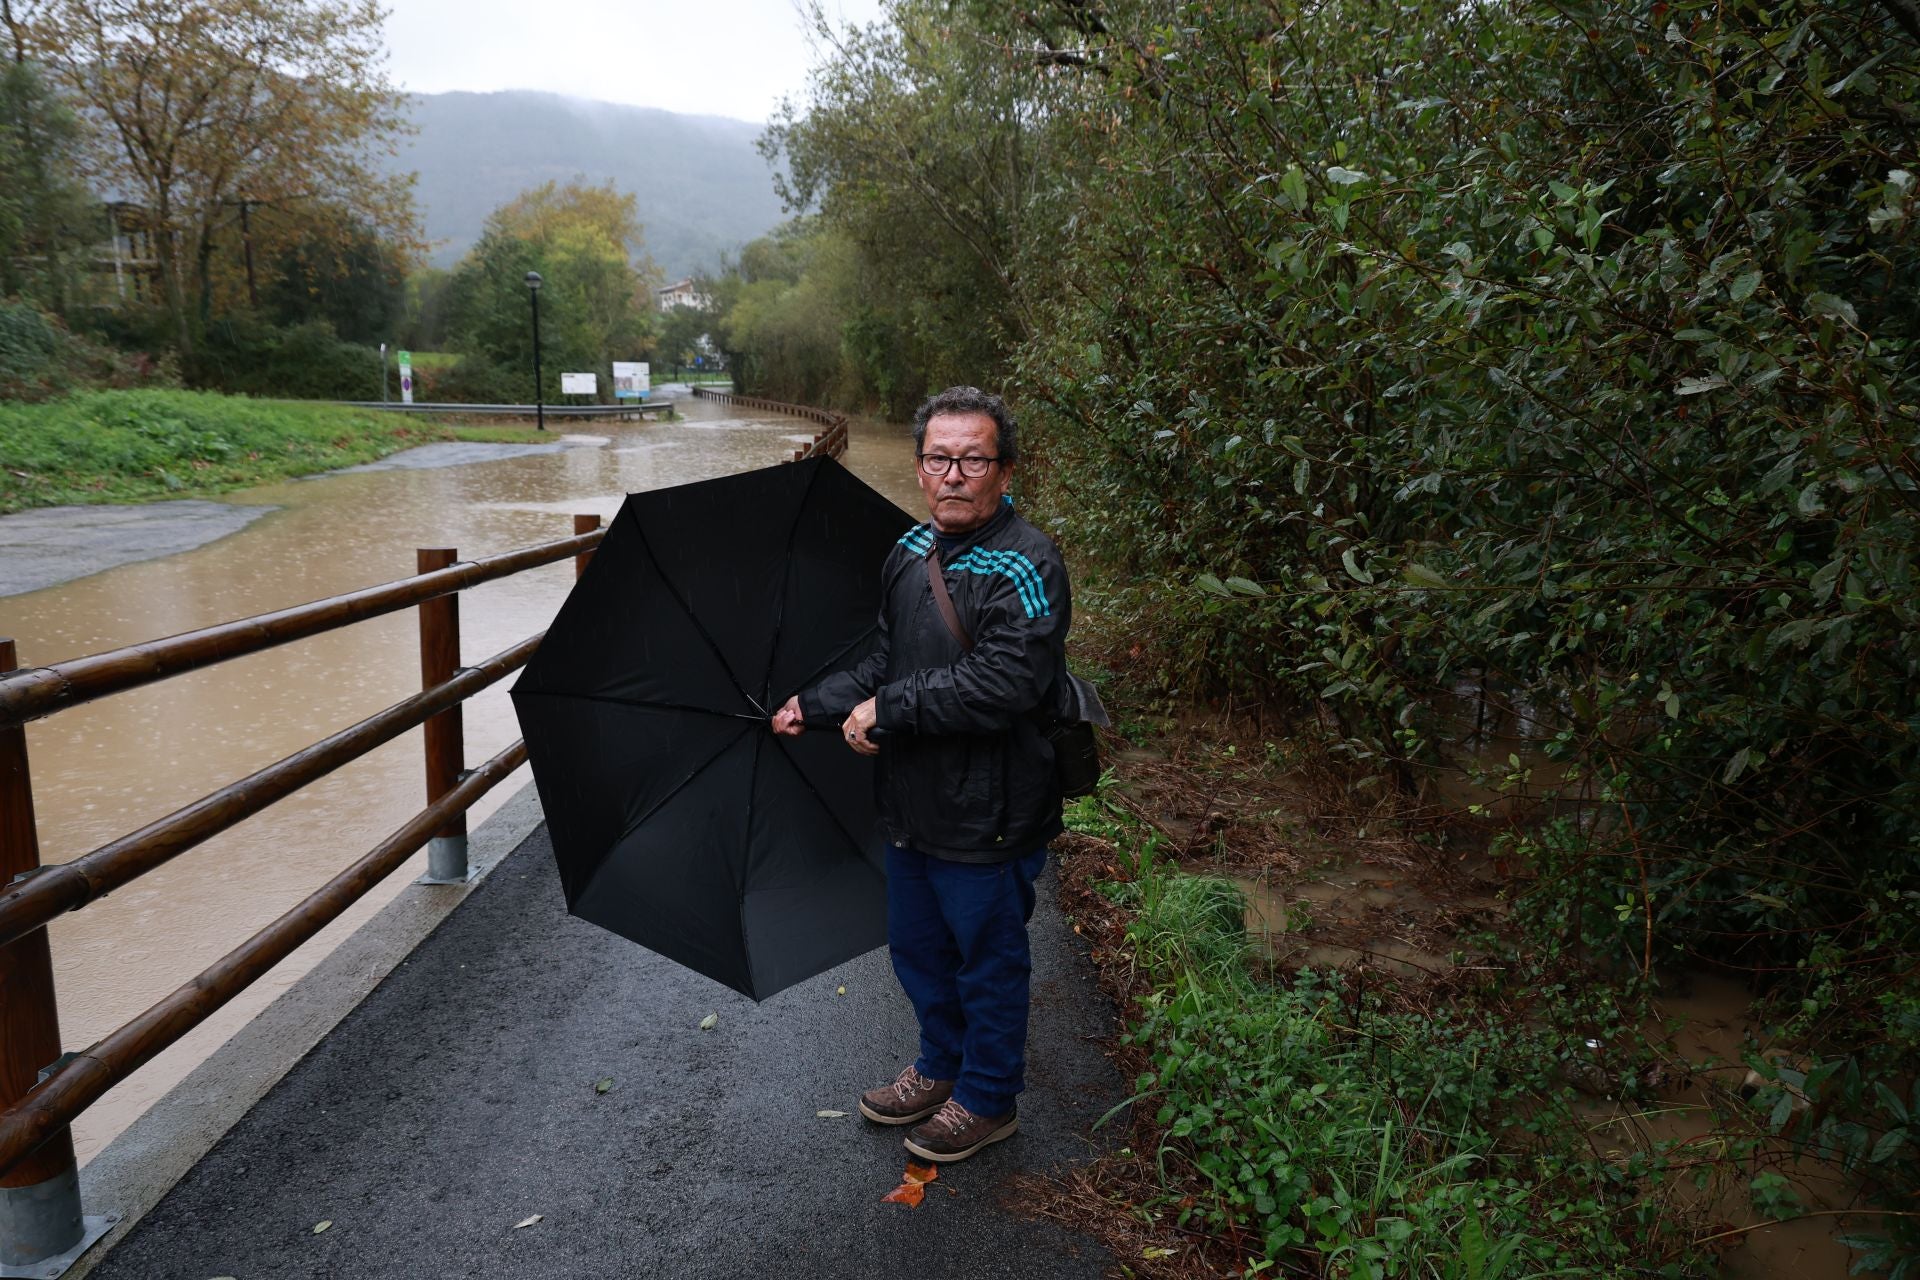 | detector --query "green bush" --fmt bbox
[1012,0,1920,1053]
[186,315,381,400]
[0,299,175,401]
[421,354,530,405]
